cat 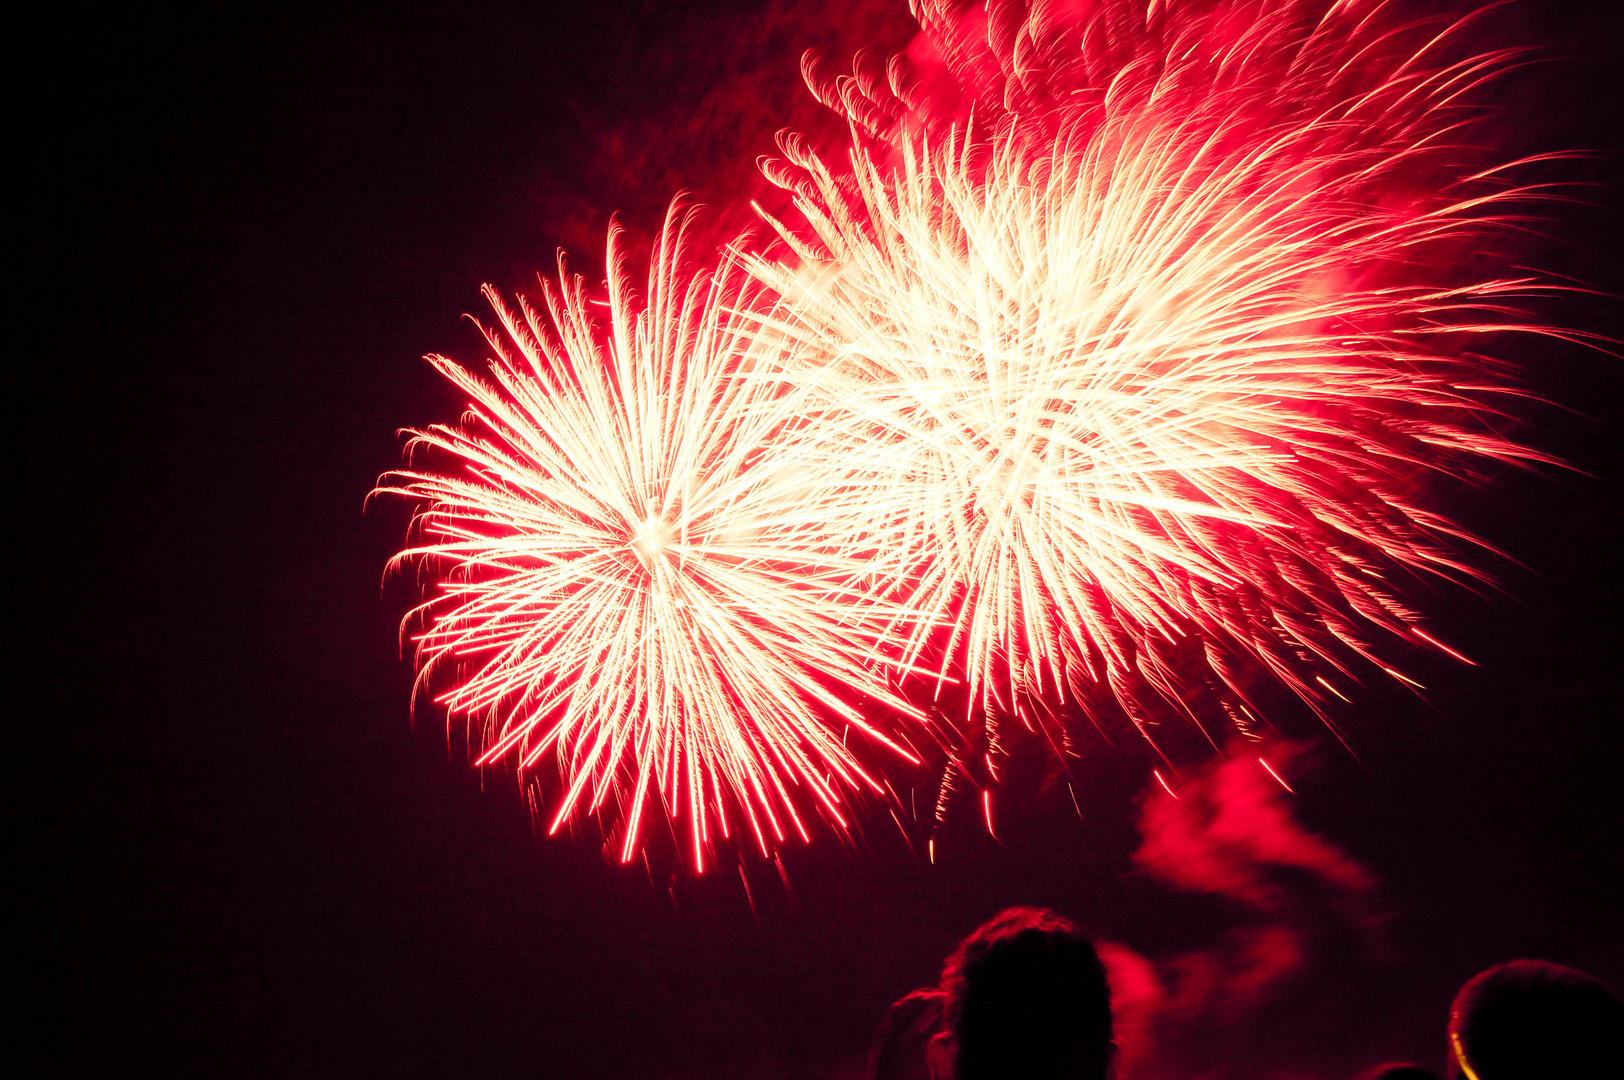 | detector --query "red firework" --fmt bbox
[380,0,1581,865]
[377,206,928,870]
[750,0,1572,766]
